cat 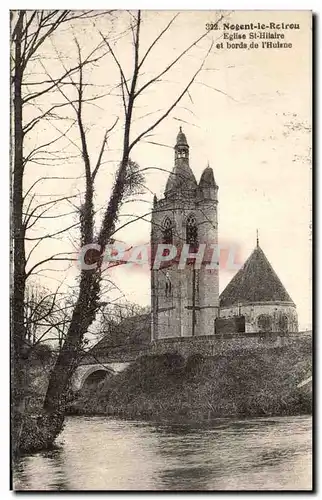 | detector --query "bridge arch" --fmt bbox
[72,364,114,391]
